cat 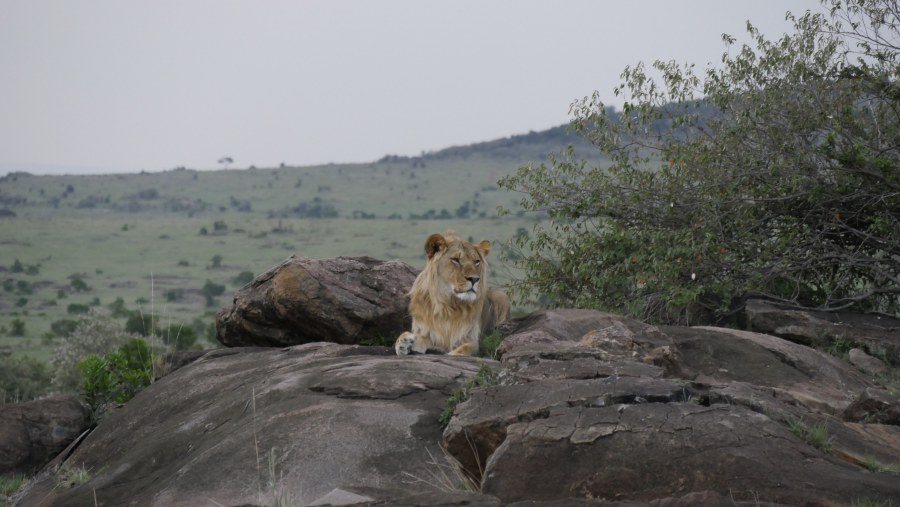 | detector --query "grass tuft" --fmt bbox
[57,462,91,489]
[787,417,833,453]
[479,331,503,360]
[439,362,499,428]
[0,474,28,506]
[401,446,476,493]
